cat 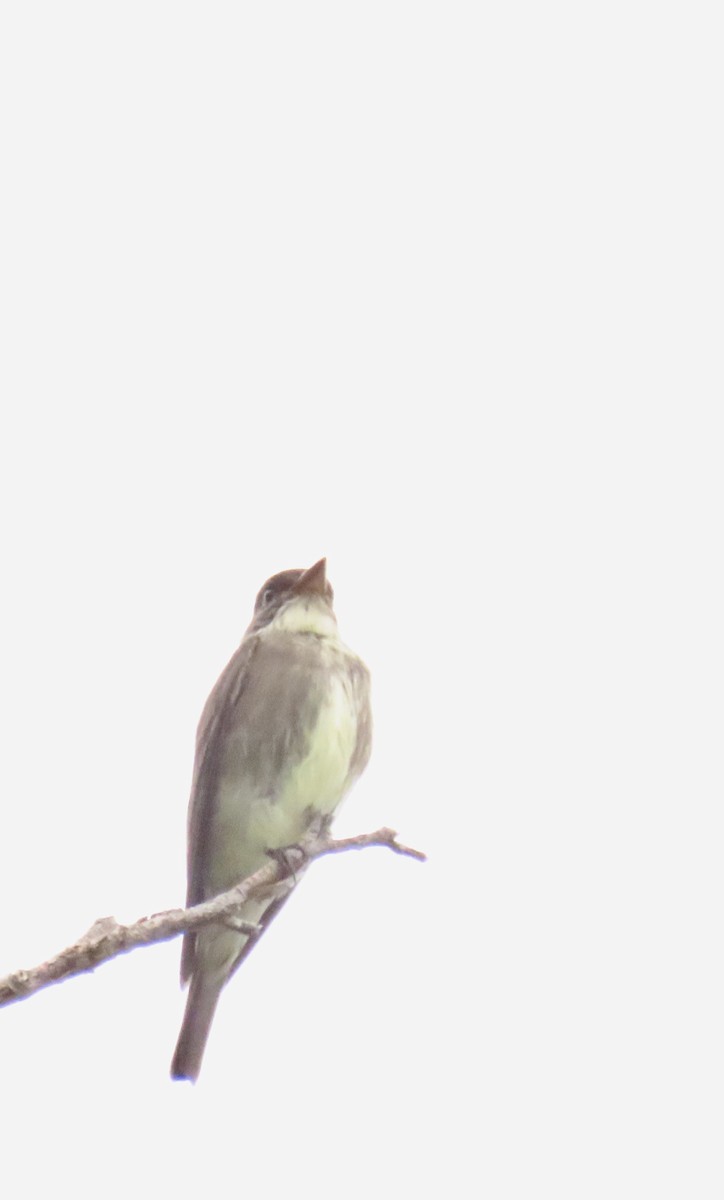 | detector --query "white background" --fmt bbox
[0,4,721,1196]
